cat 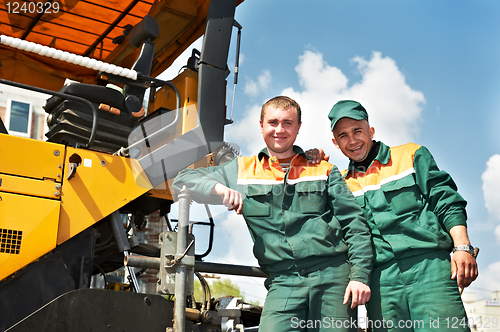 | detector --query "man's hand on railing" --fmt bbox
[211,183,243,214]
